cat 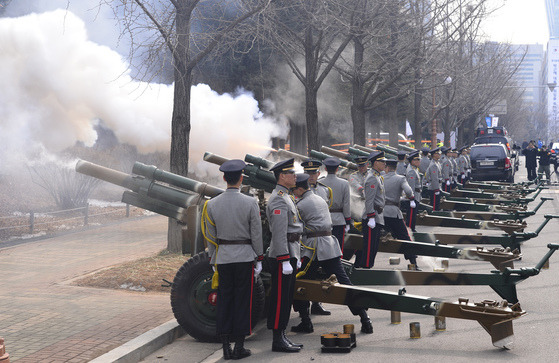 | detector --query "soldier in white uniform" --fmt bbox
[440,147,452,192]
[383,159,418,268]
[300,159,332,316]
[266,158,304,353]
[457,146,469,184]
[425,147,442,210]
[405,151,422,232]
[290,174,373,334]
[206,159,263,360]
[348,156,369,199]
[396,150,408,175]
[319,157,352,254]
[356,151,386,269]
[449,148,459,188]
